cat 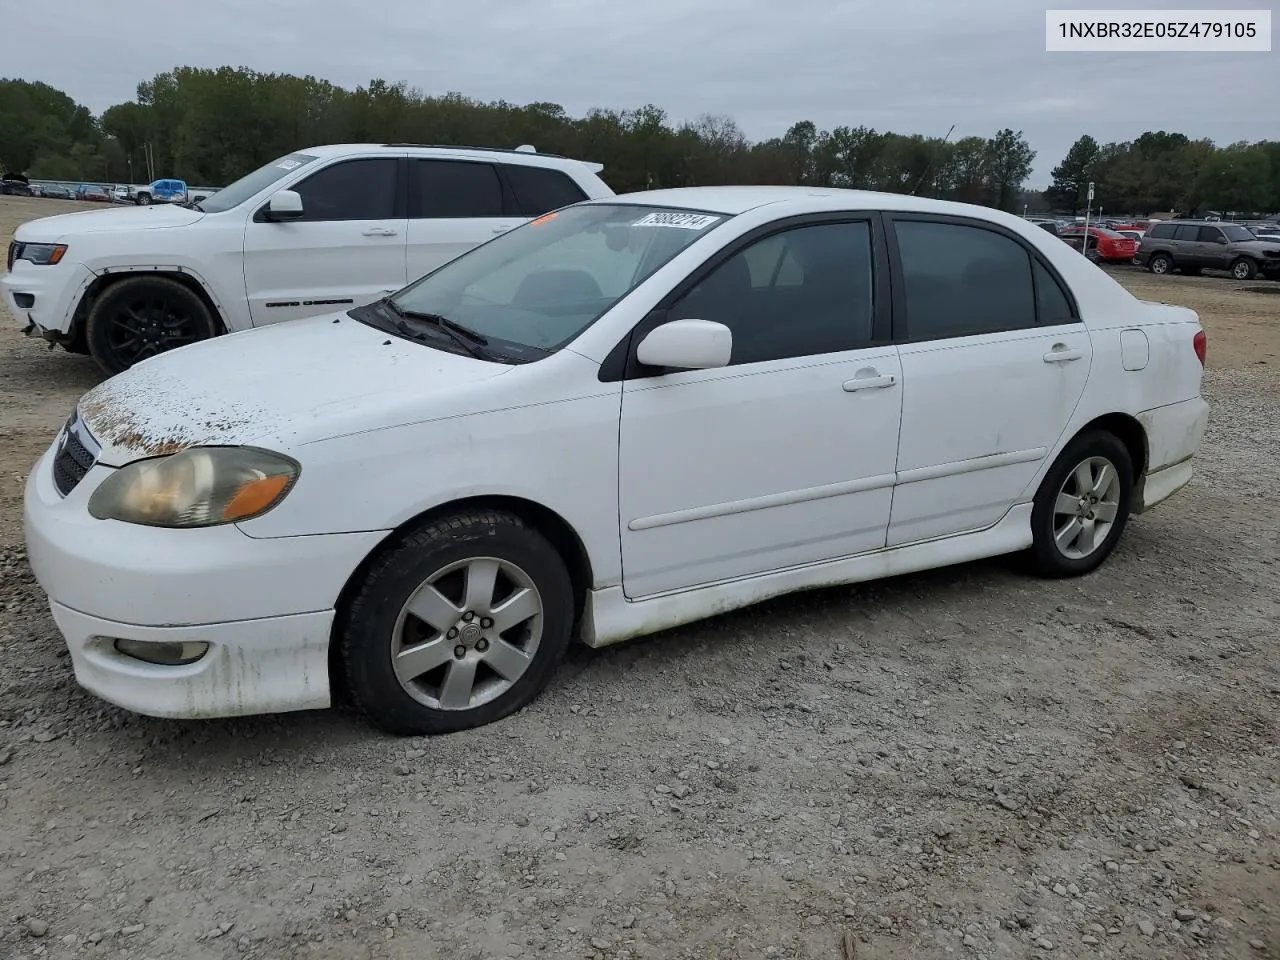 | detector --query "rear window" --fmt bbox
[503,165,588,216]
